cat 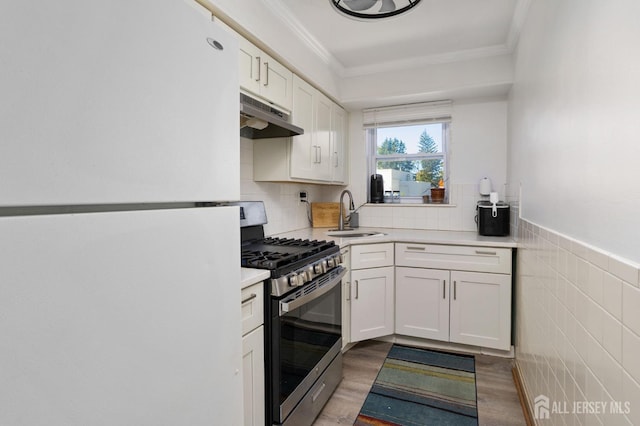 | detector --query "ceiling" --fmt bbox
[272,0,529,77]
